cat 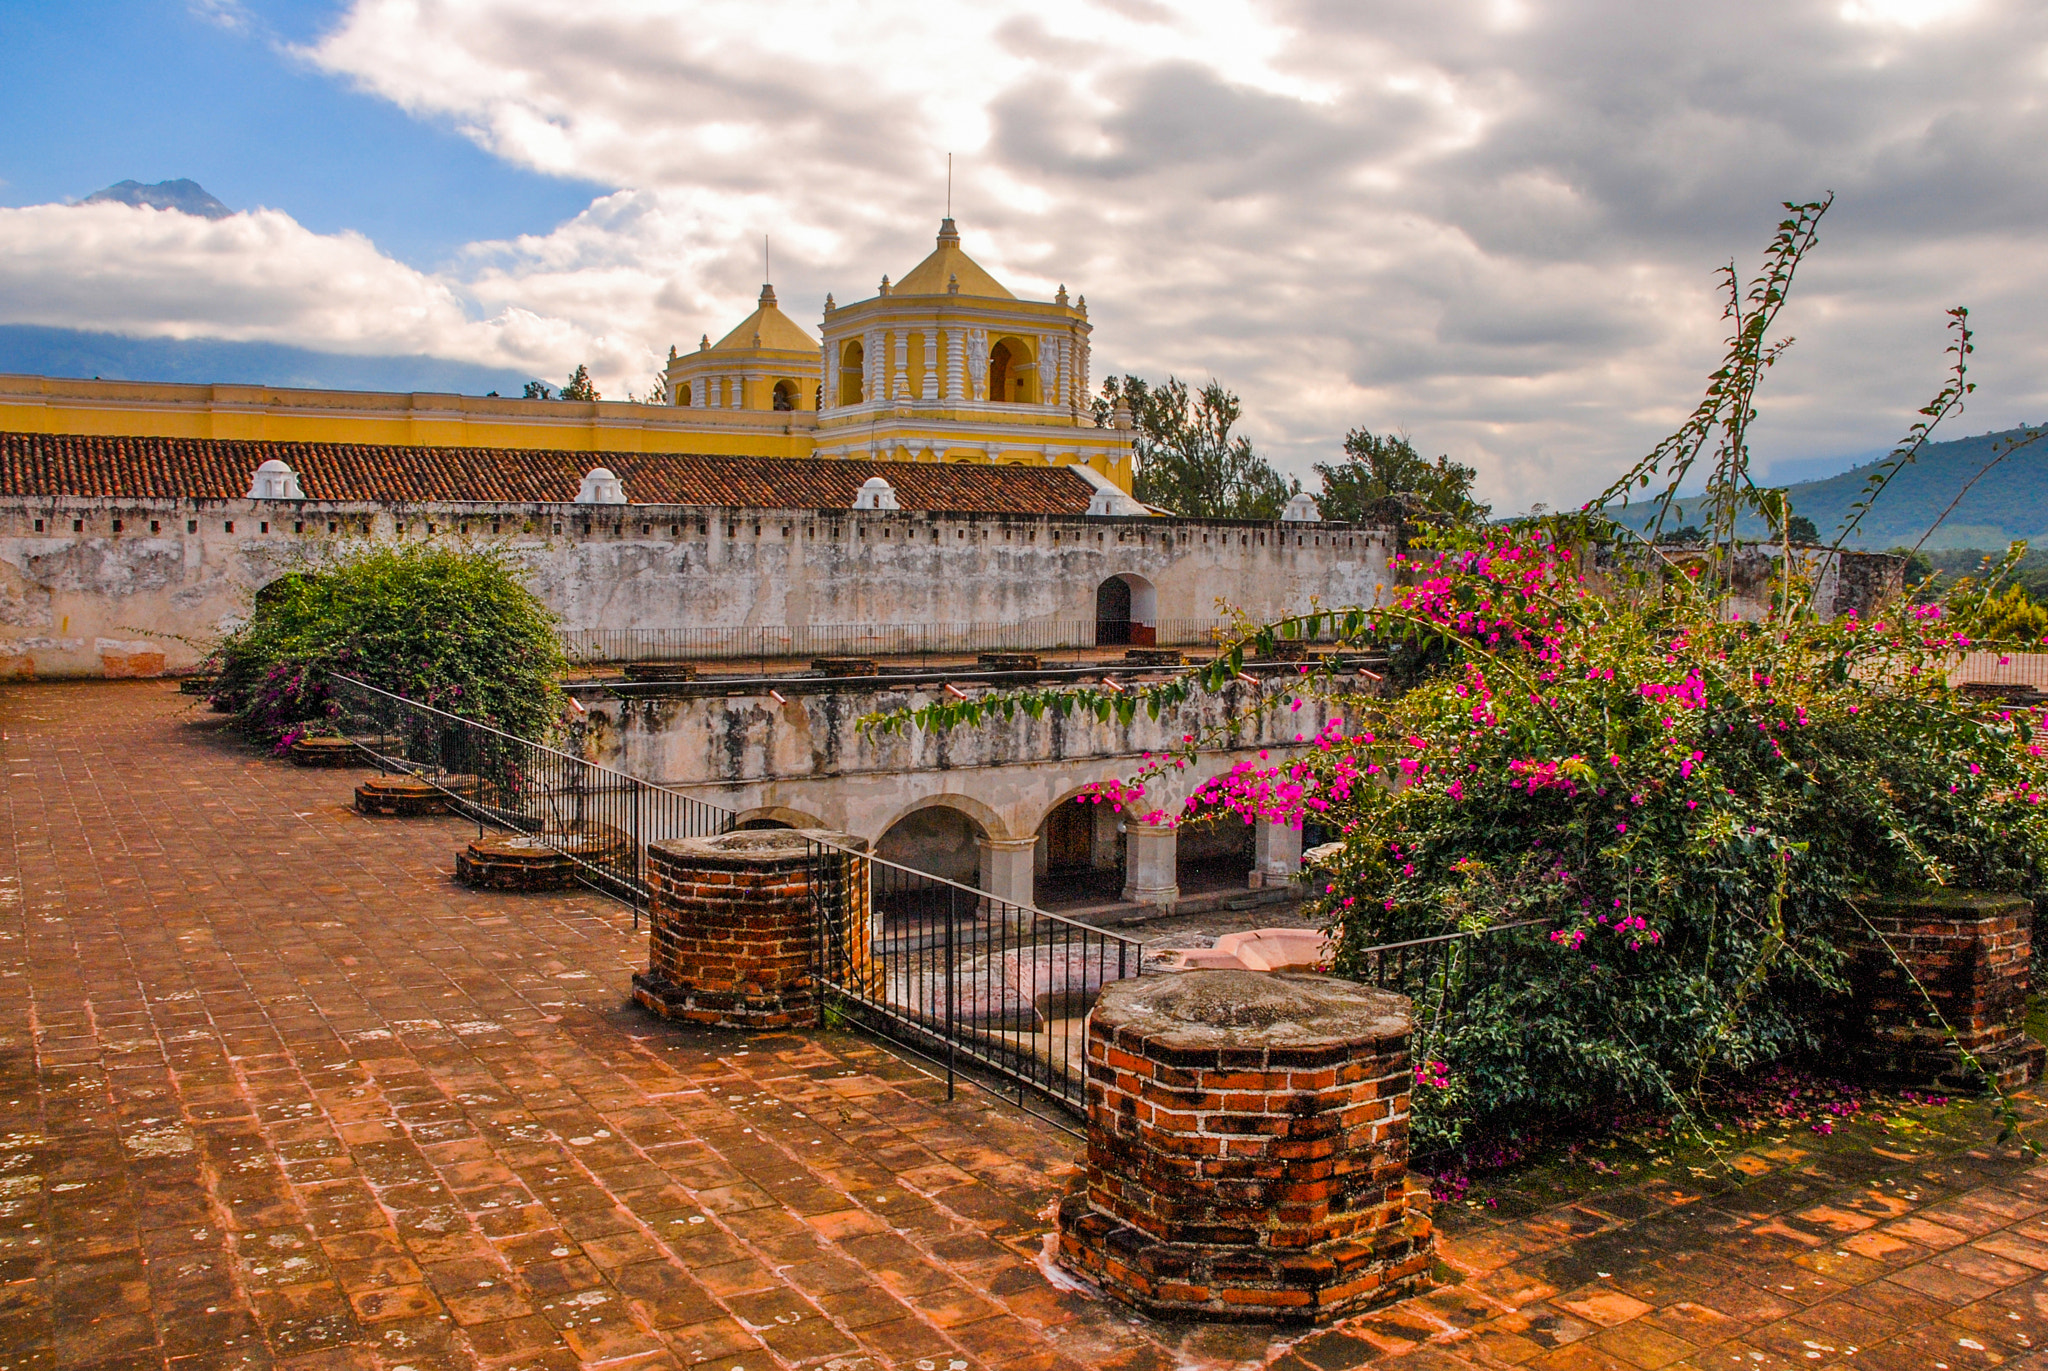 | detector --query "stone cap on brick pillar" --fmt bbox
[1092,968,1409,1063]
[648,827,866,867]
[1863,889,2032,919]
